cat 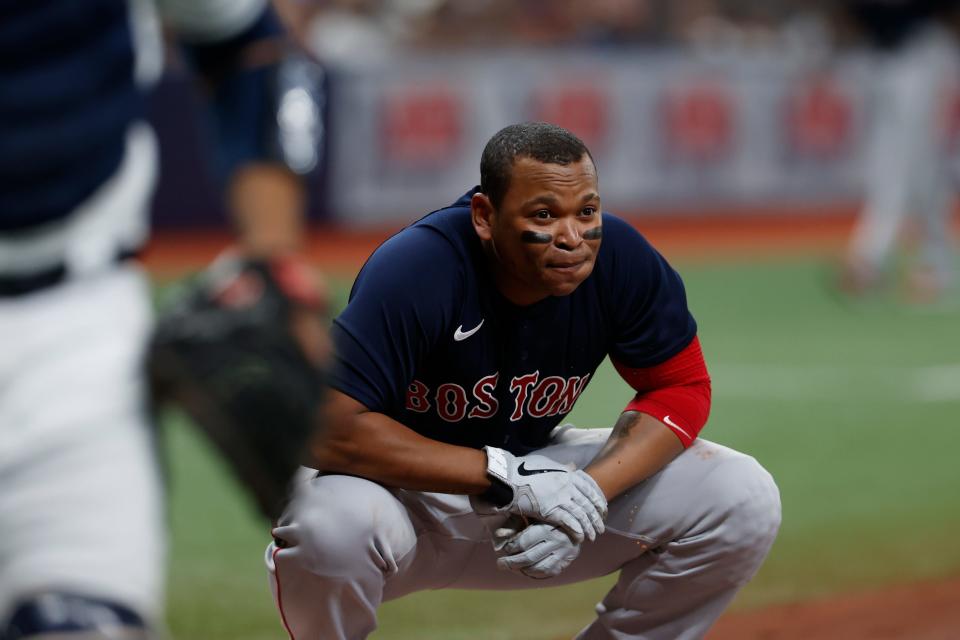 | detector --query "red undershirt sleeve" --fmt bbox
[611,336,711,448]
